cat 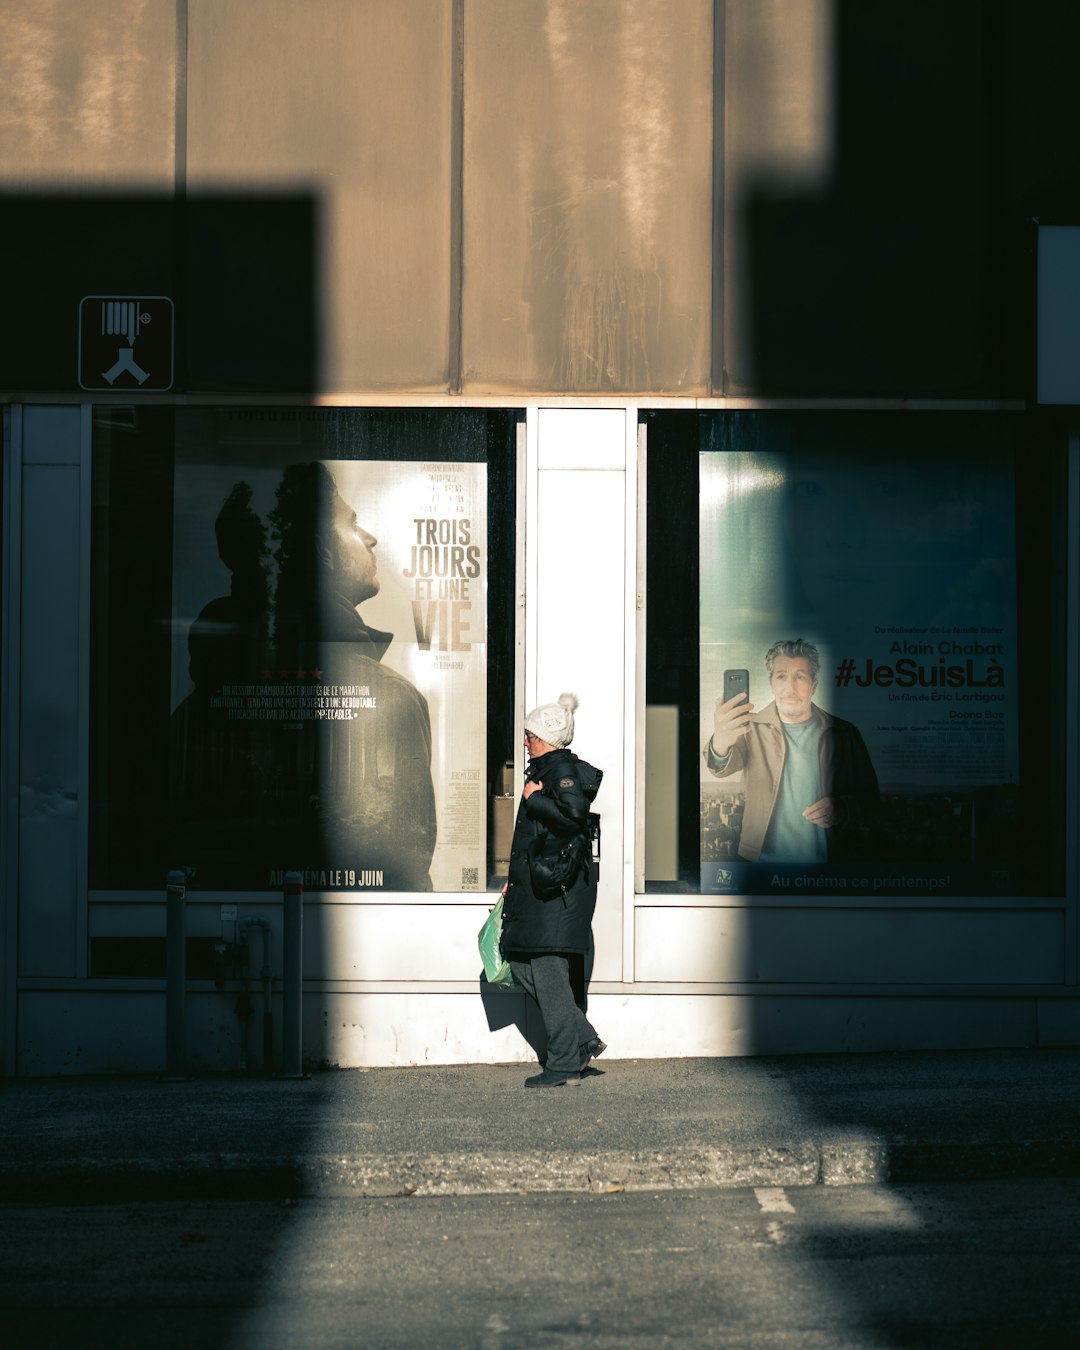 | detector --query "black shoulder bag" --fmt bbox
[527,812,600,899]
